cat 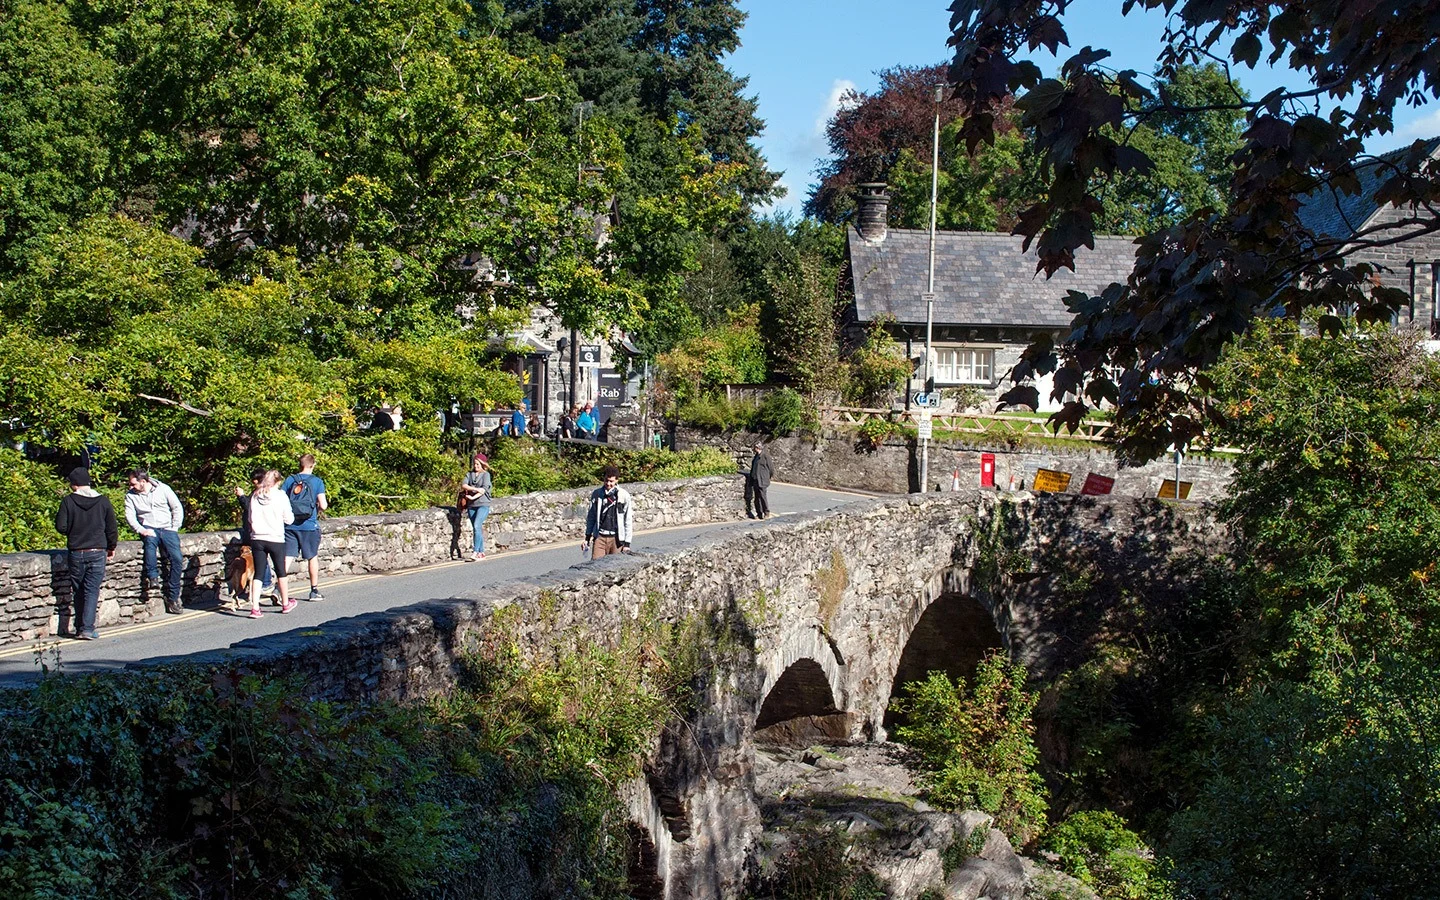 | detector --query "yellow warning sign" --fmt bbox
[1032,469,1072,493]
[1158,479,1193,500]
